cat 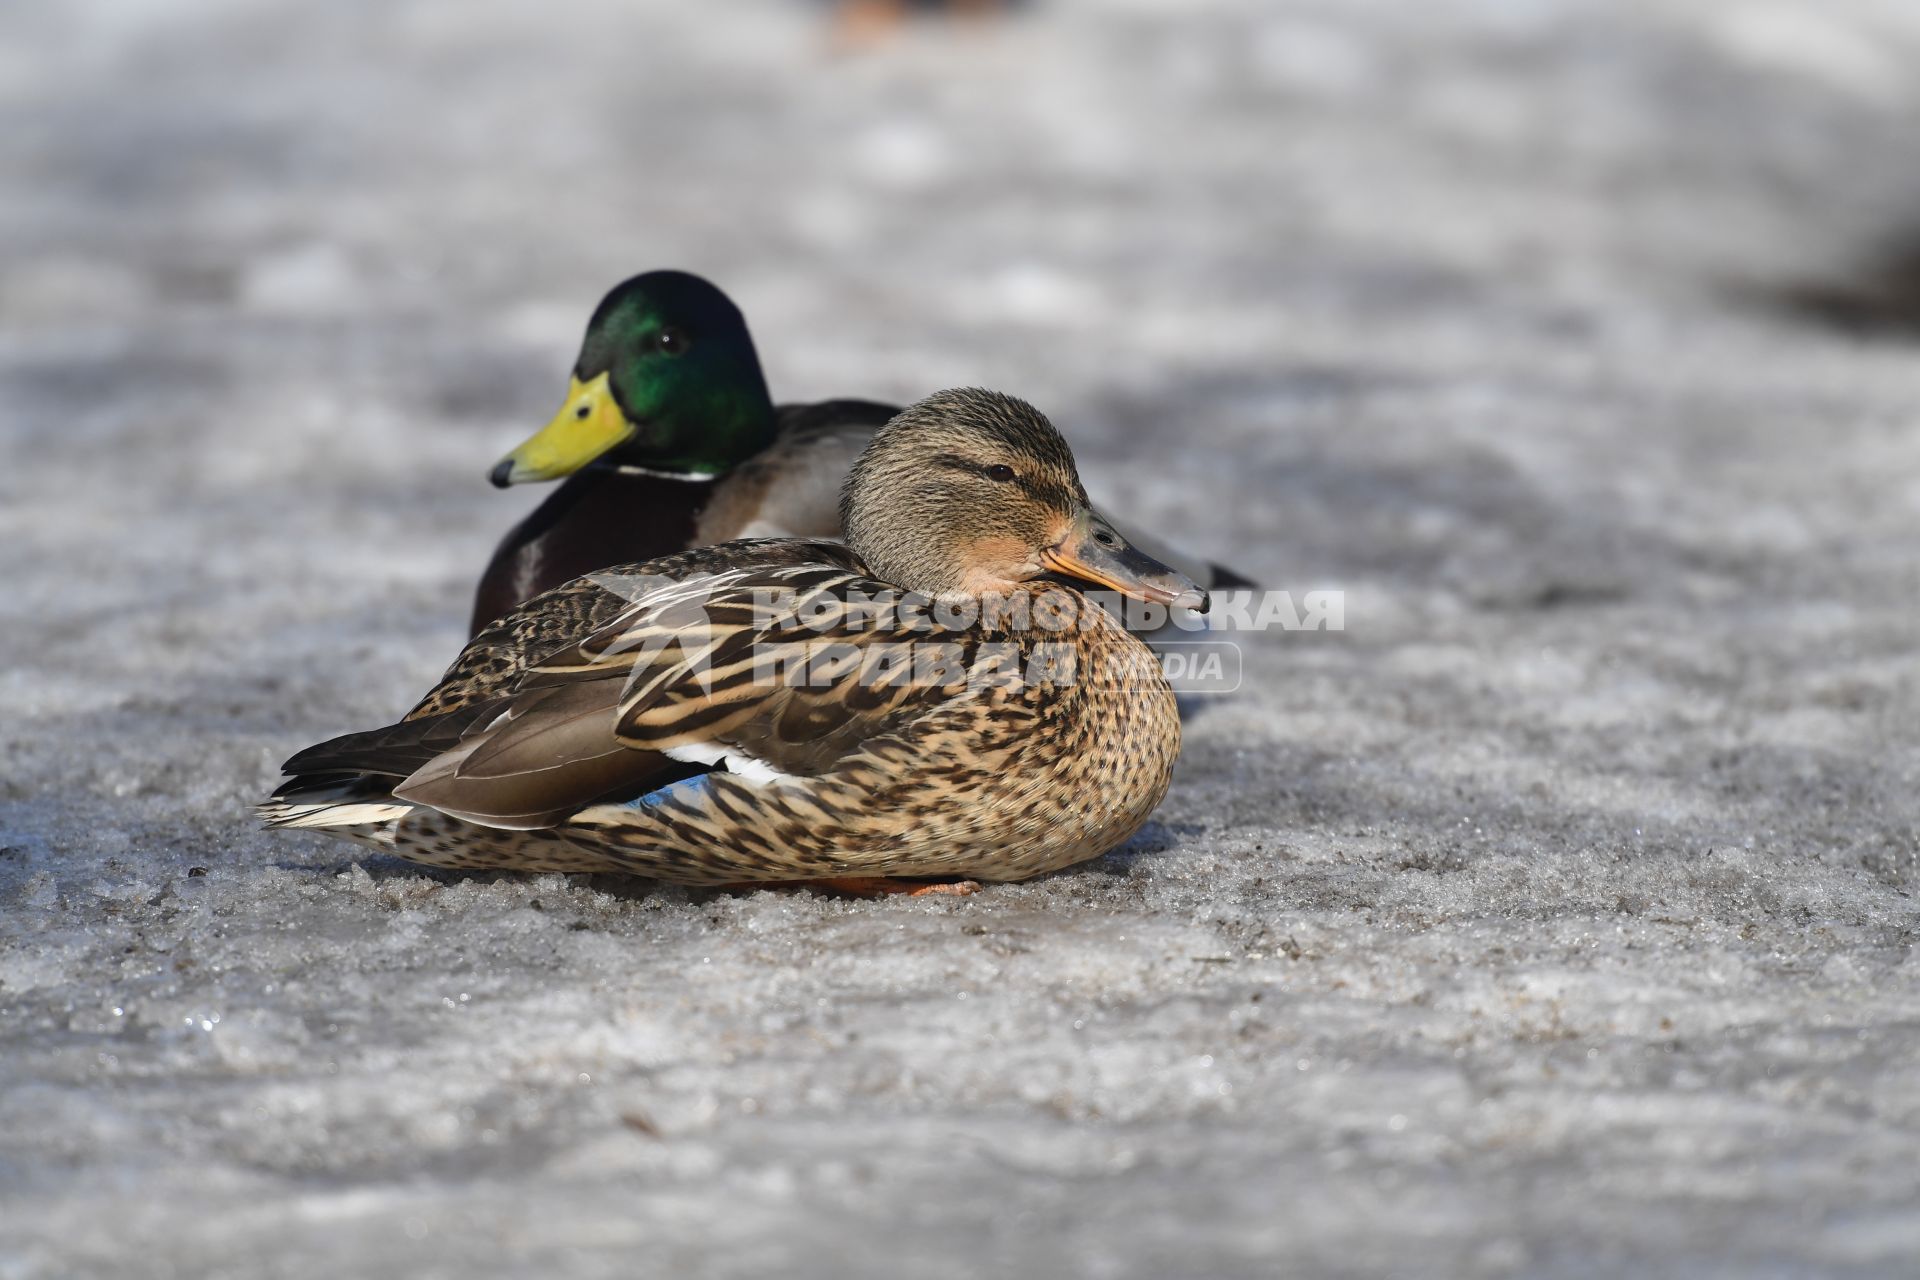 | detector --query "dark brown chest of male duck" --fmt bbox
[472,467,715,636]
